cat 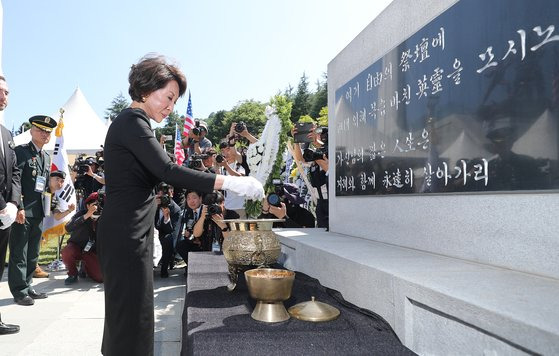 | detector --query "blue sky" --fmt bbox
[1,0,391,130]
